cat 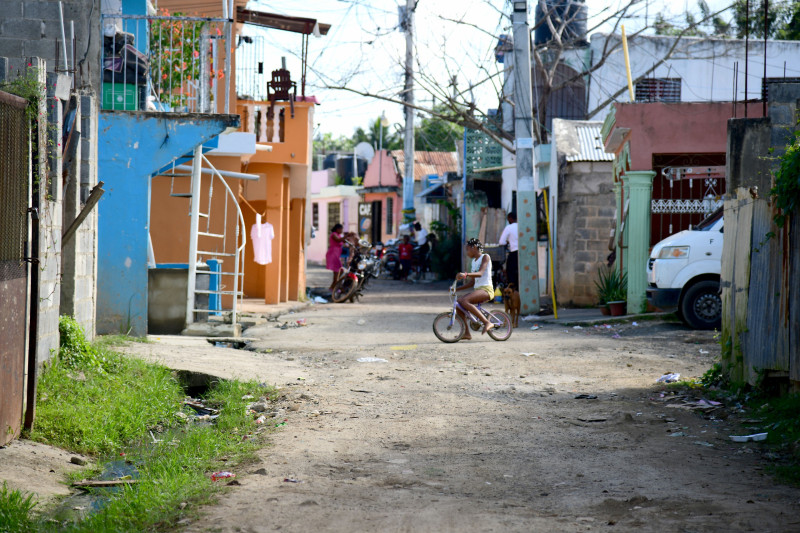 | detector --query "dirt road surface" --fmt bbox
[122,277,800,532]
